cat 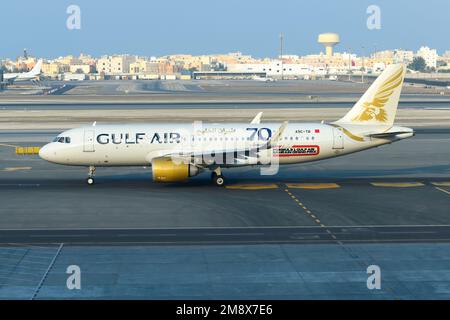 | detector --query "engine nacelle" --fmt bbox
[152,157,201,182]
